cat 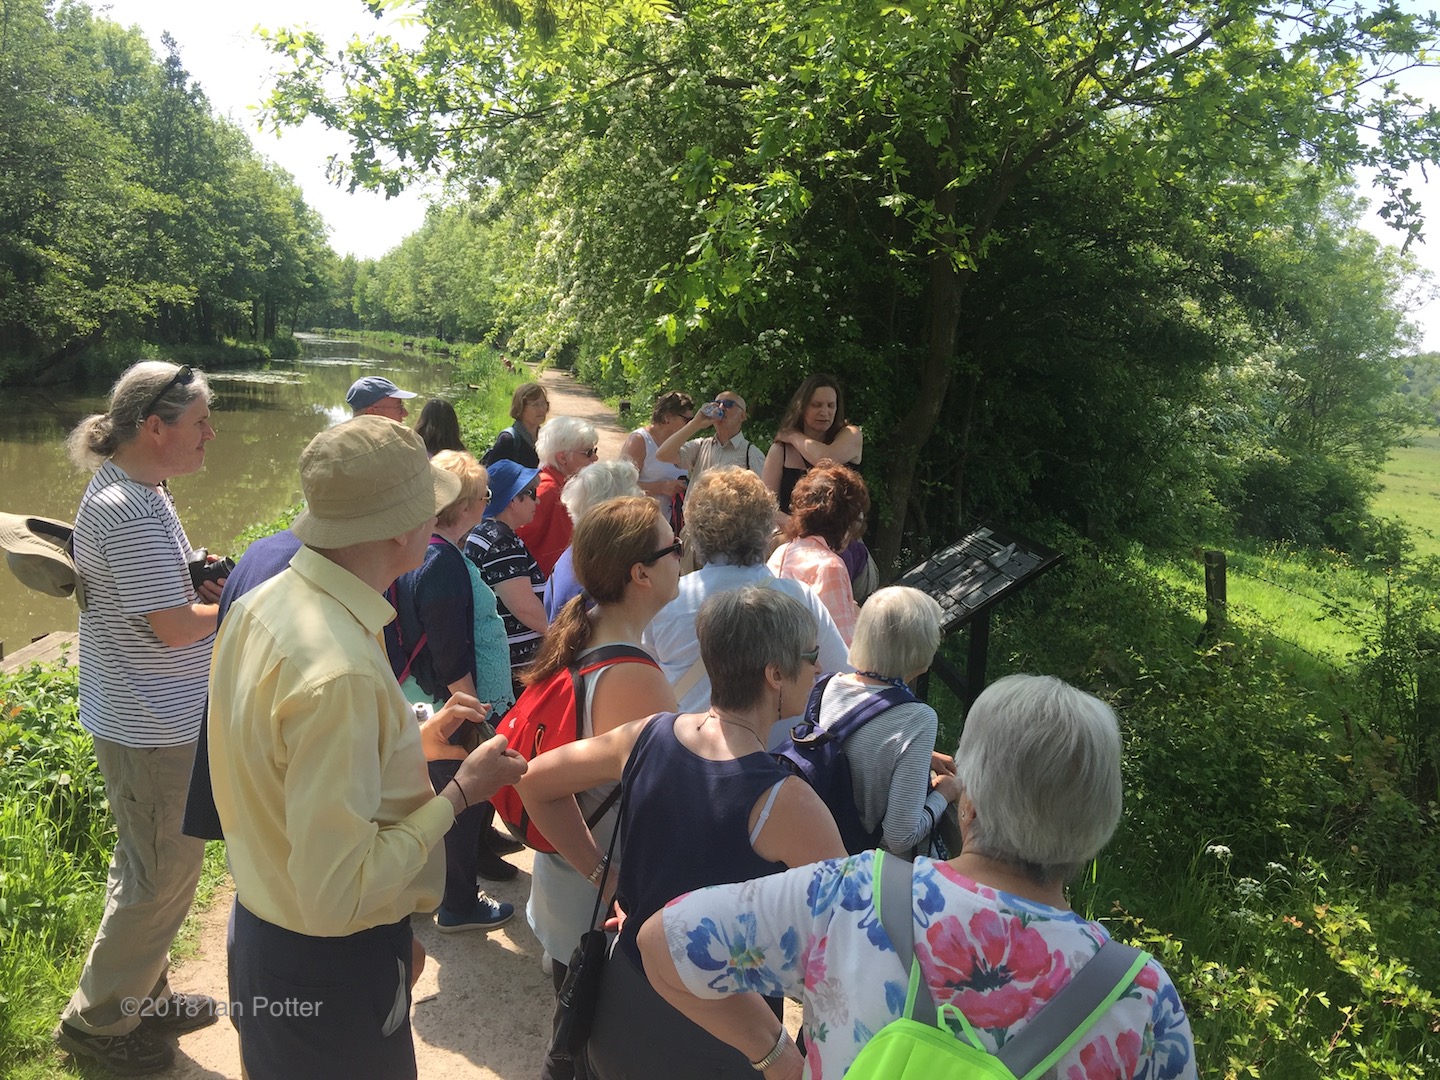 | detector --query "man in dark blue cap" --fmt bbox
[347,376,417,421]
